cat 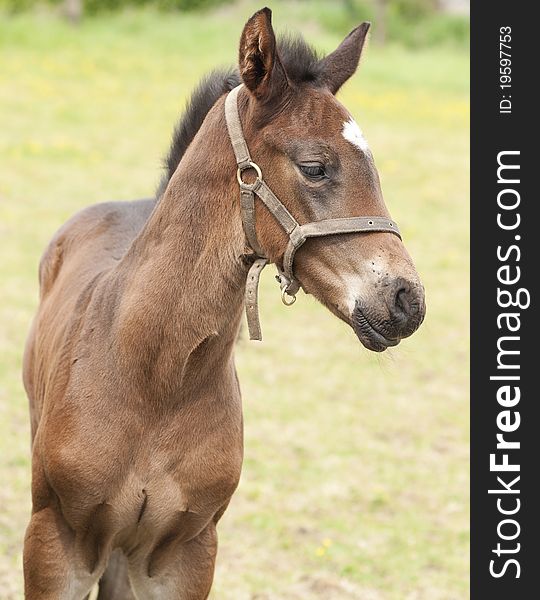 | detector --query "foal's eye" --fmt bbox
[299,164,326,181]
